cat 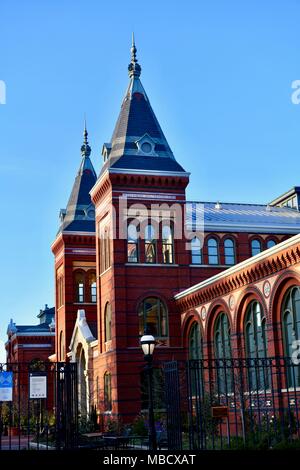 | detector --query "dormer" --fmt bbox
[269,187,300,211]
[102,143,112,162]
[135,133,158,156]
